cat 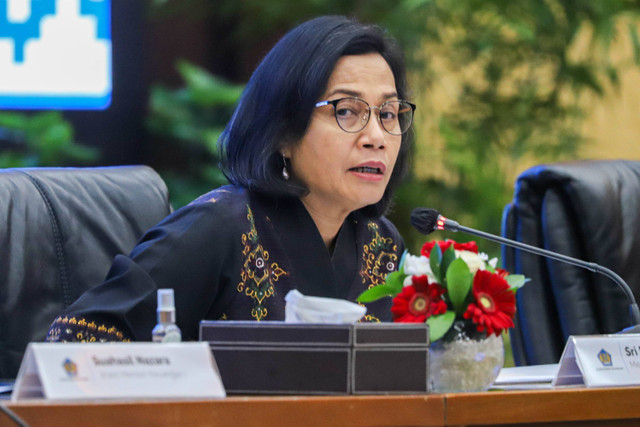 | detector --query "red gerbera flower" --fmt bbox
[391,275,448,323]
[421,239,478,257]
[495,268,509,279]
[463,270,516,336]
